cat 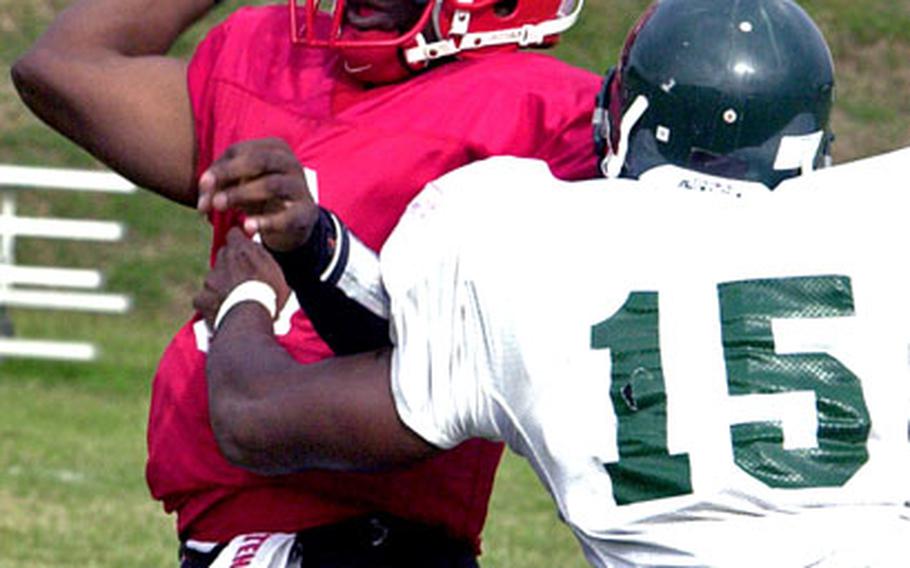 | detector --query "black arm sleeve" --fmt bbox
[268,208,391,355]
